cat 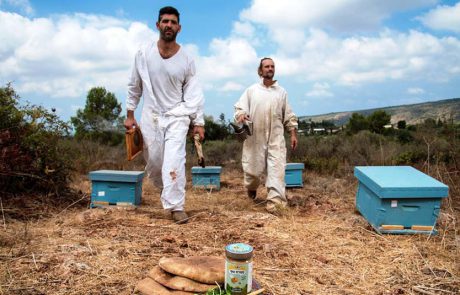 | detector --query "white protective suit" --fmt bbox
[127,41,204,211]
[234,80,297,203]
